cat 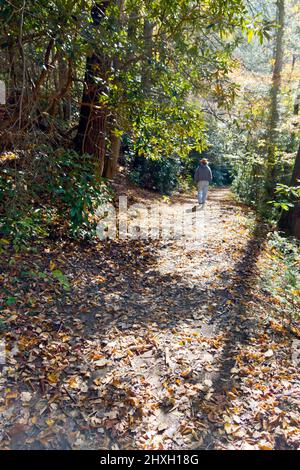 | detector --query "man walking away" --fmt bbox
[194,158,213,208]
